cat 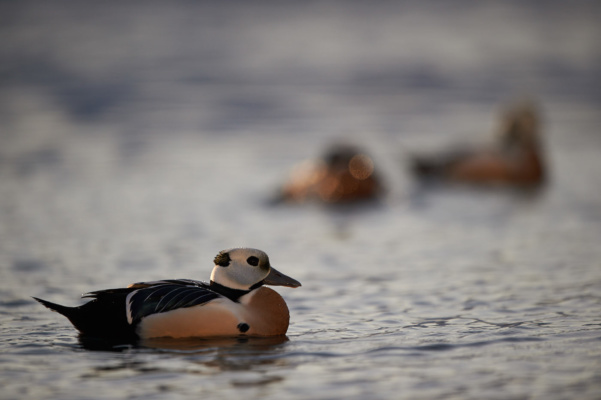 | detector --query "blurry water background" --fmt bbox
[1,1,600,399]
